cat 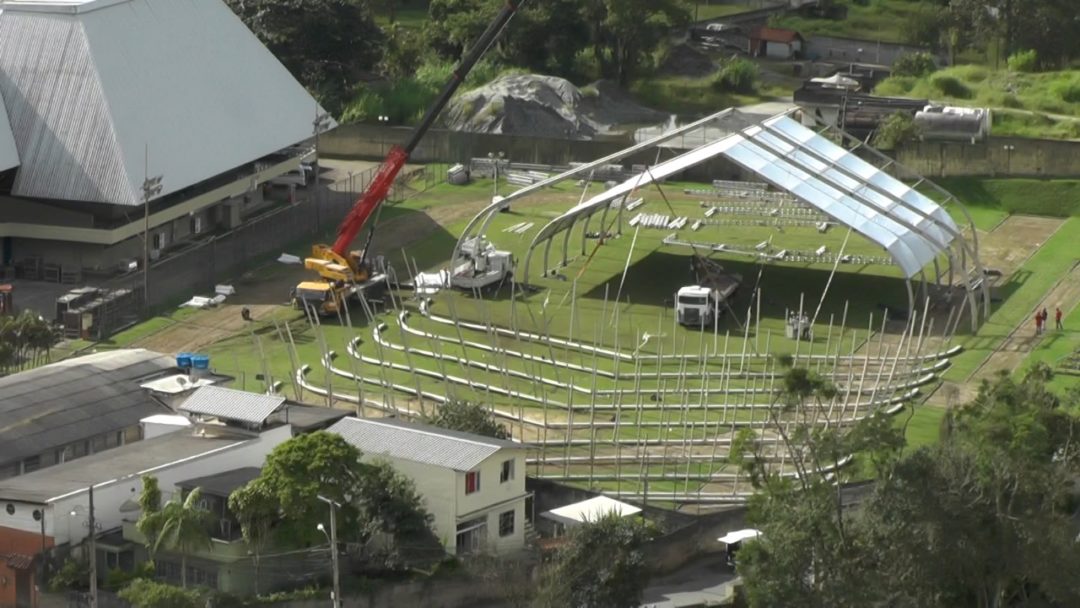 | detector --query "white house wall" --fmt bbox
[454,449,527,554]
[363,455,458,551]
[362,447,528,555]
[0,425,293,546]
